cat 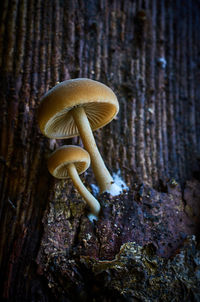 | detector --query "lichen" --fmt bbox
[80,236,200,301]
